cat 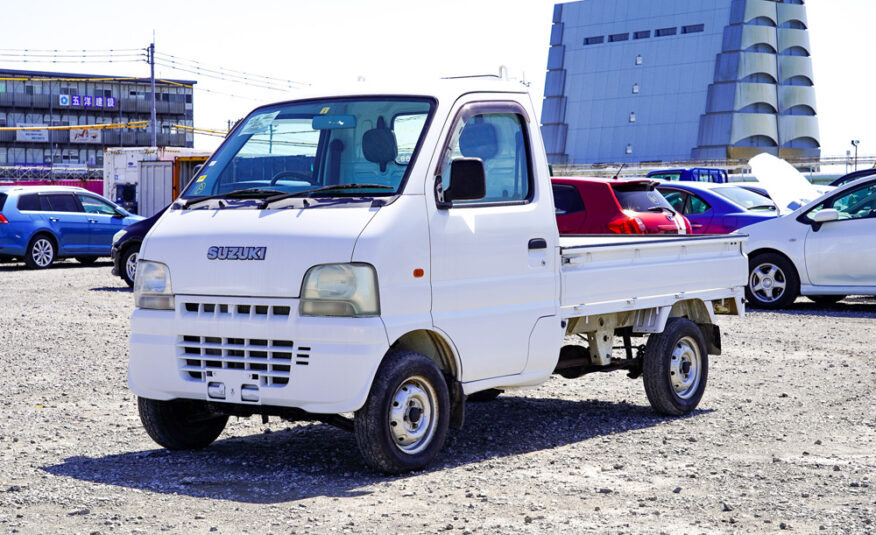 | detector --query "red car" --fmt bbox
[551,177,692,235]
